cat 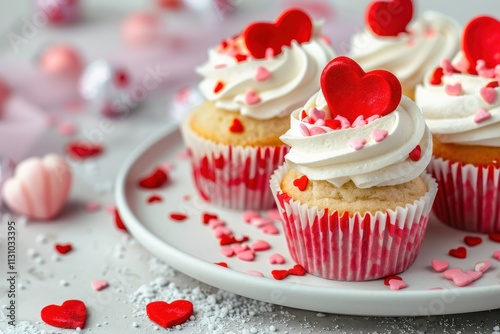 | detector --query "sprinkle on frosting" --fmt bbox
[255,66,271,81]
[214,81,224,93]
[229,118,244,133]
[292,175,309,191]
[409,145,421,161]
[473,108,491,123]
[348,139,367,151]
[444,83,462,96]
[479,87,497,104]
[245,90,261,105]
[430,67,444,85]
[372,129,388,142]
